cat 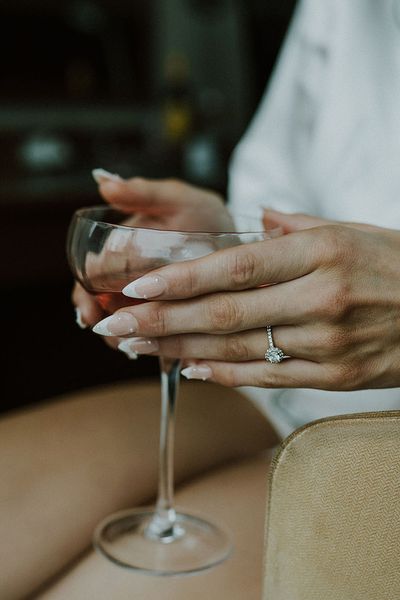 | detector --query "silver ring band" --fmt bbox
[265,326,289,364]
